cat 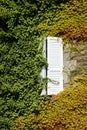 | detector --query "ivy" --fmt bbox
[13,82,87,130]
[38,0,87,42]
[0,0,87,129]
[0,0,47,129]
